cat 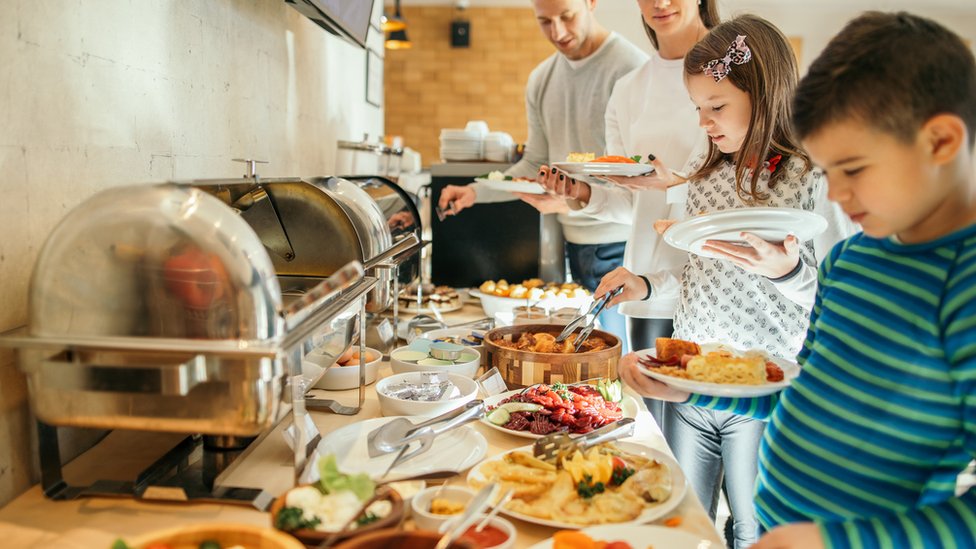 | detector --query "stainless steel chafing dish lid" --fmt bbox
[29,184,284,342]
